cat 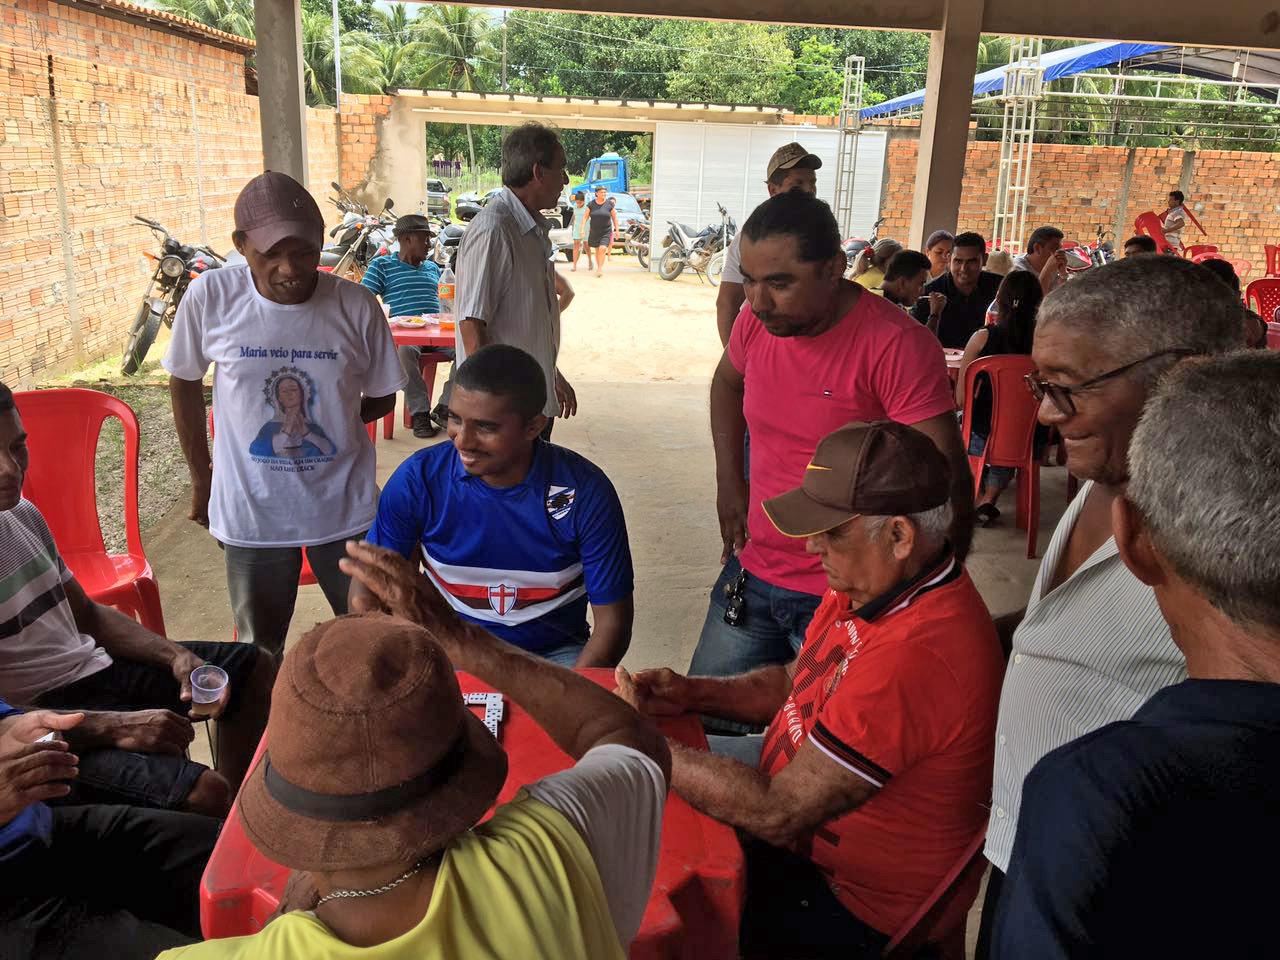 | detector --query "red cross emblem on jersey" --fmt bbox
[488,583,518,616]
